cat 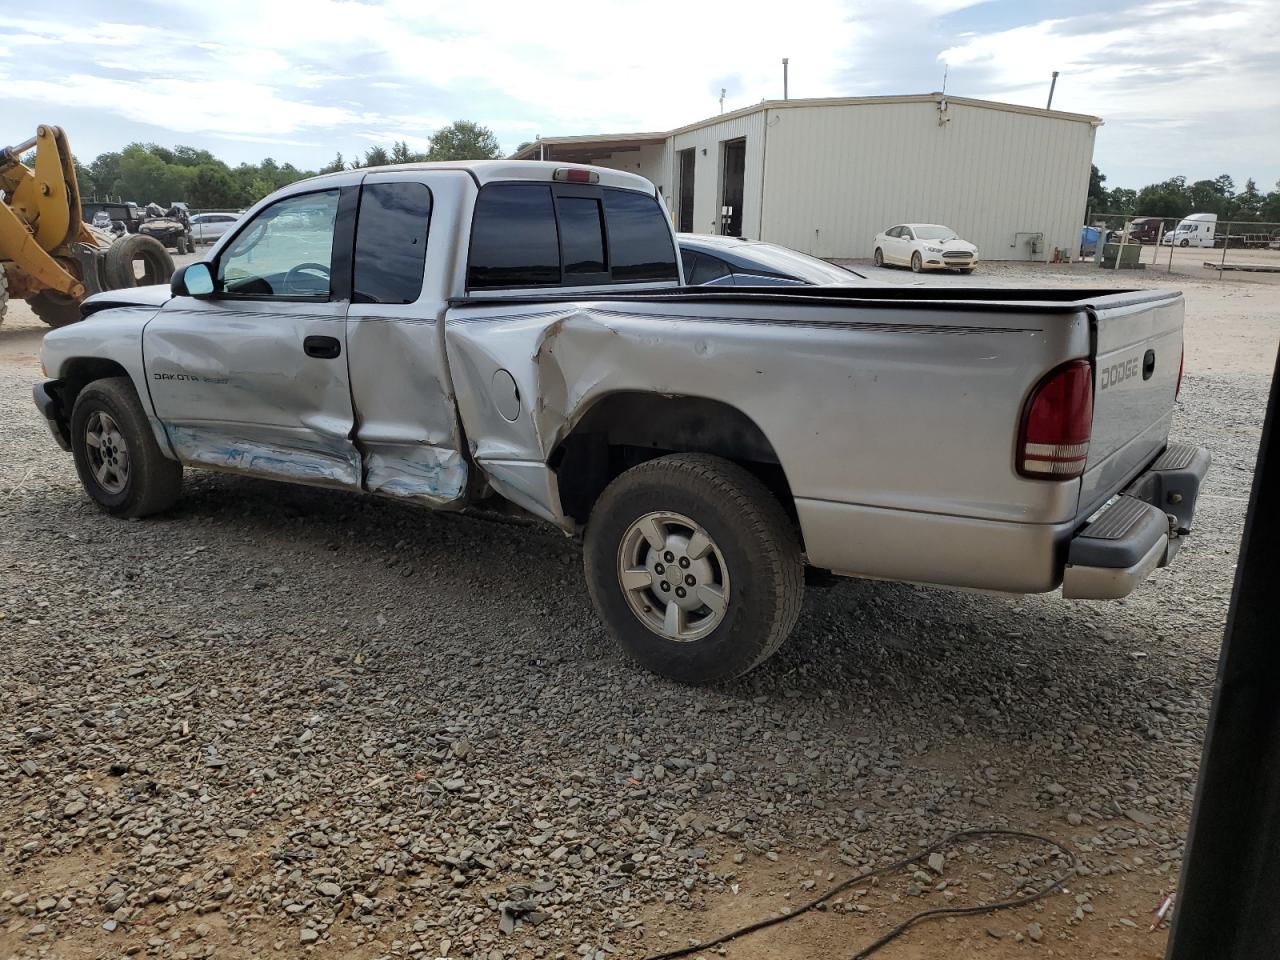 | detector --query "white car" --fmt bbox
[189,212,241,246]
[873,223,979,273]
